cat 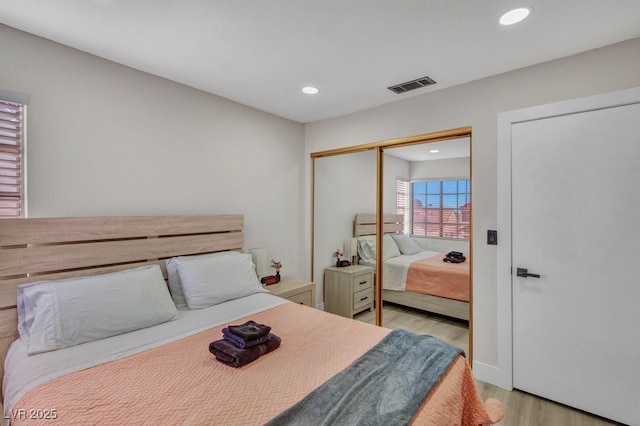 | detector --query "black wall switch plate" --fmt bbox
[487,230,498,245]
